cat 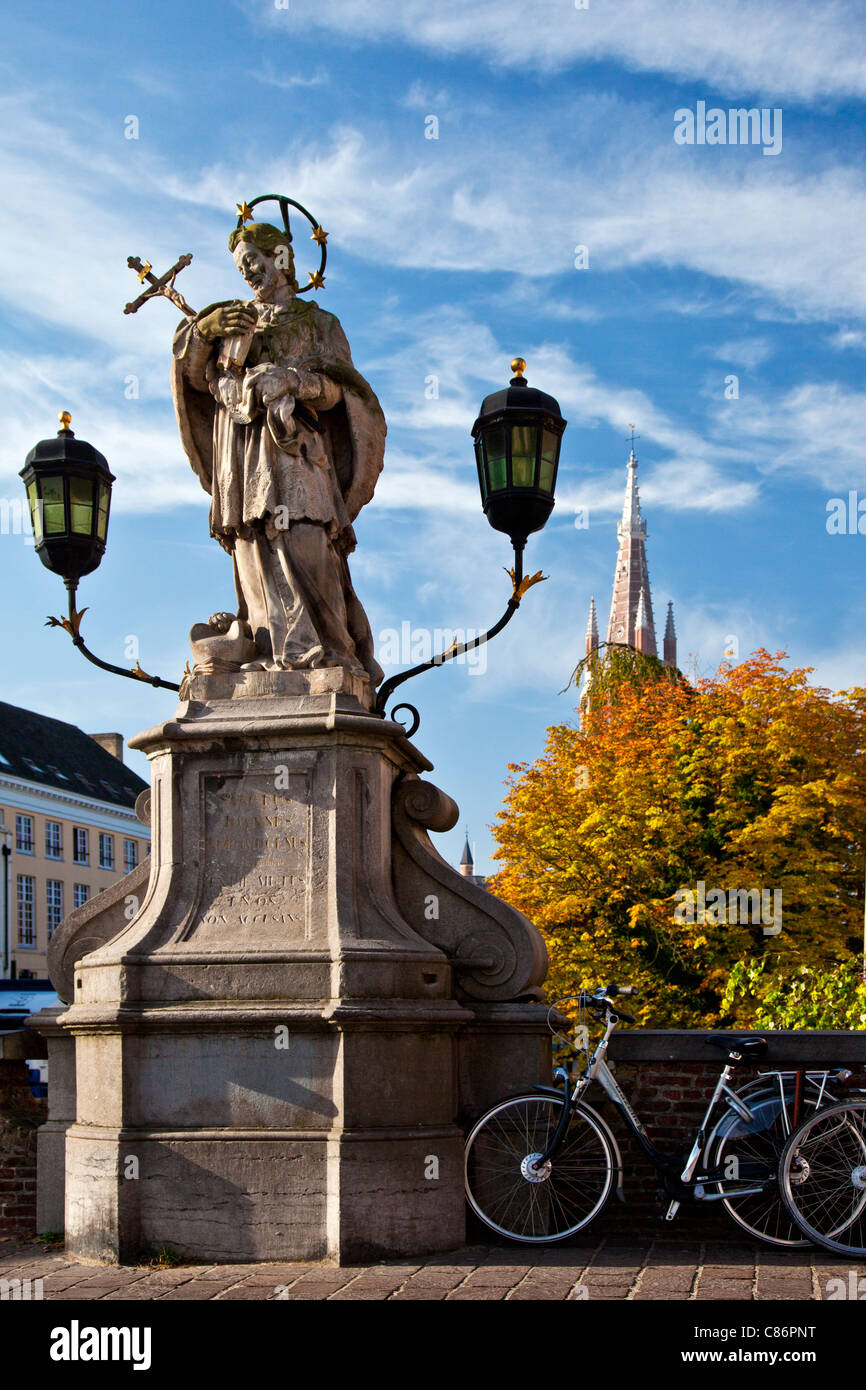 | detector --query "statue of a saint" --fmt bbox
[171,216,385,684]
